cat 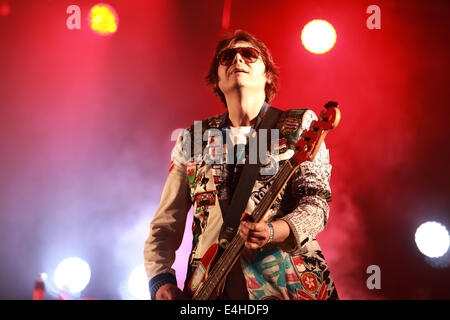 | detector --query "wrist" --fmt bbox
[149,273,177,300]
[266,223,274,244]
[268,220,291,243]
